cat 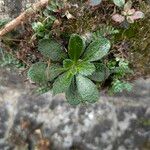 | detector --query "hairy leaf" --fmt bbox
[68,34,85,61]
[83,38,111,62]
[27,62,63,84]
[66,78,81,105]
[27,62,48,84]
[76,75,99,103]
[77,61,96,76]
[53,72,73,95]
[38,39,67,61]
[89,63,110,82]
